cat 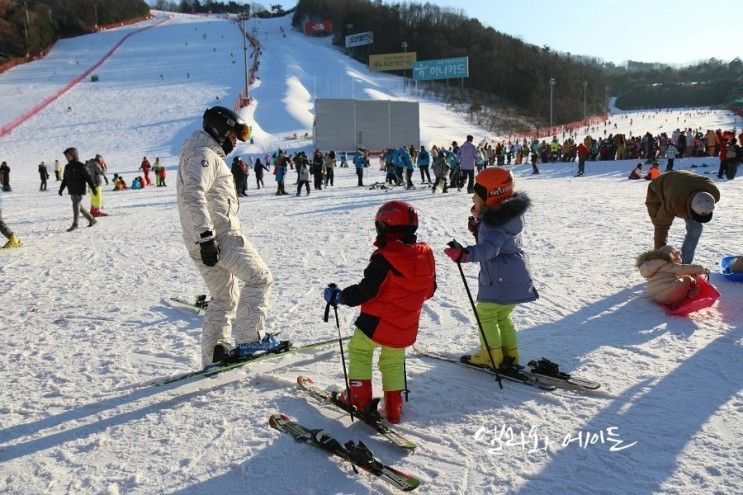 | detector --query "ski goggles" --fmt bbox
[236,123,251,142]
